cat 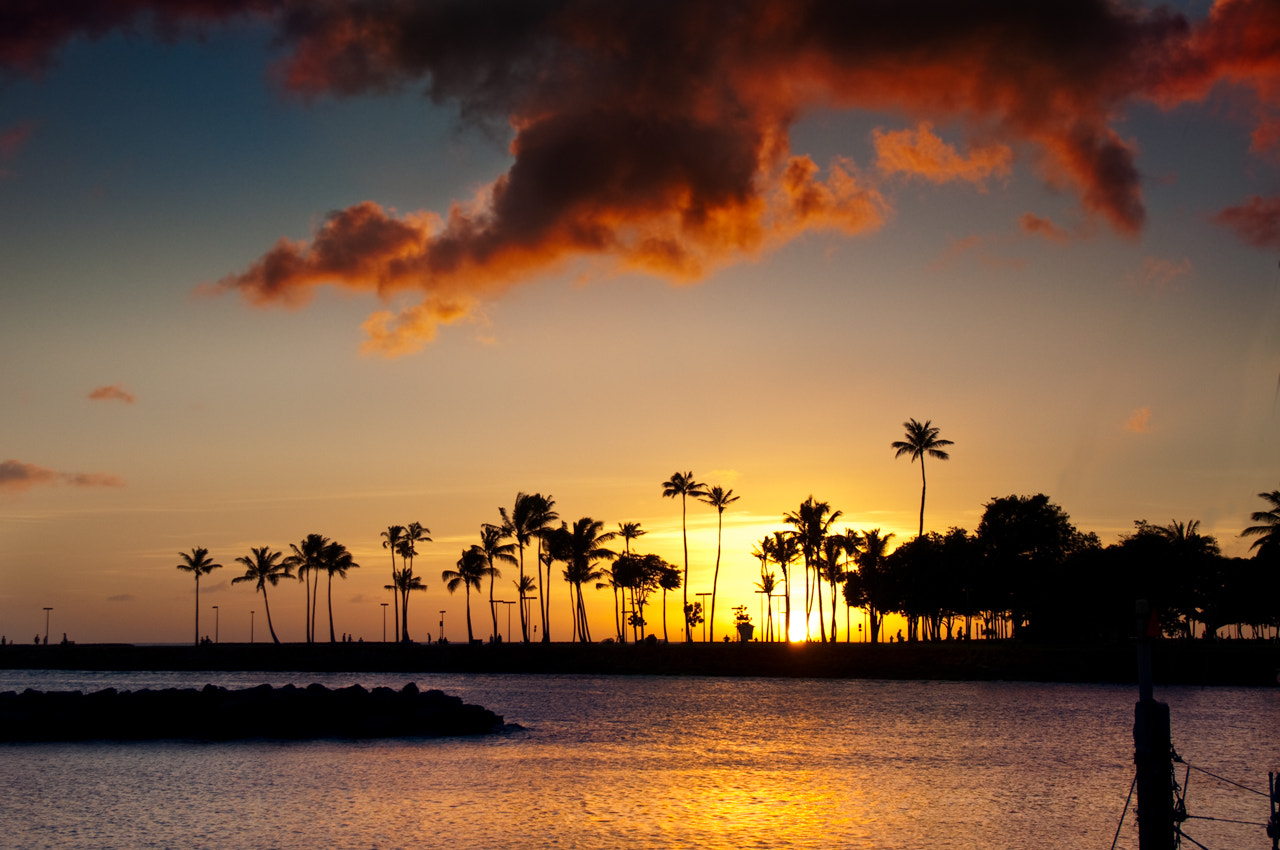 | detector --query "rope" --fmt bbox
[1111,771,1137,850]
[1185,763,1269,798]
[1175,827,1211,850]
[1184,814,1271,827]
